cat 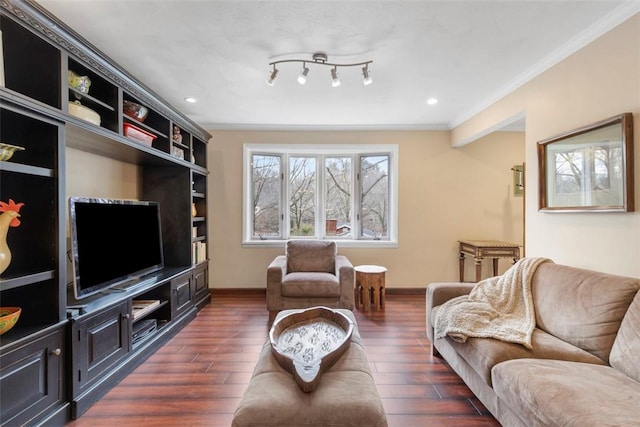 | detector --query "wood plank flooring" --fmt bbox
[66,292,500,427]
